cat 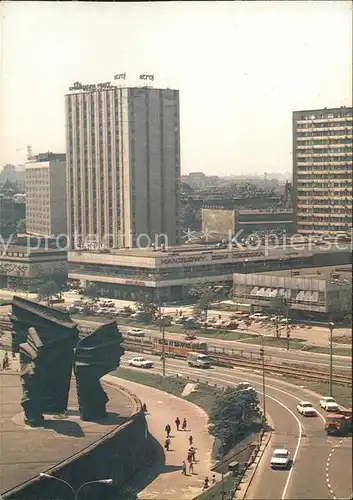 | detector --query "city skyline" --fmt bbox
[1,1,352,174]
